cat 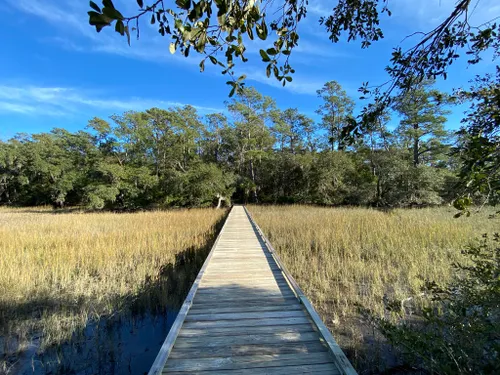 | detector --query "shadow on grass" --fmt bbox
[0,214,226,375]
